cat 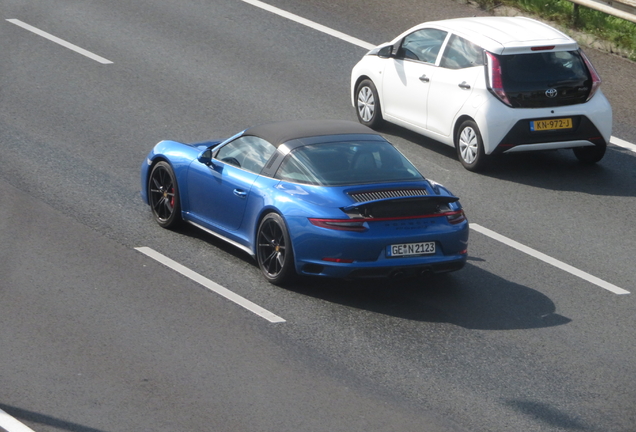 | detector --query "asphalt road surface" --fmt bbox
[1,0,635,431]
